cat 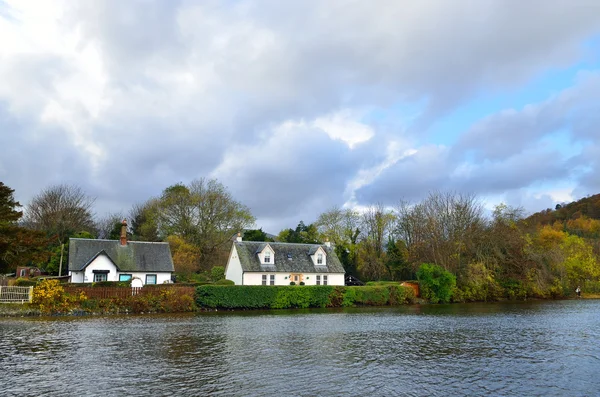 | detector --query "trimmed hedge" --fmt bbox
[196,285,416,310]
